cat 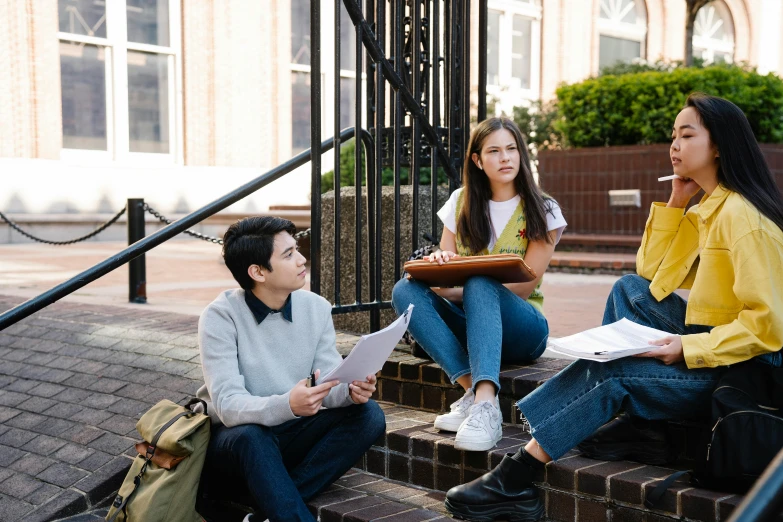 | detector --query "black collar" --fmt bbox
[244,290,293,324]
